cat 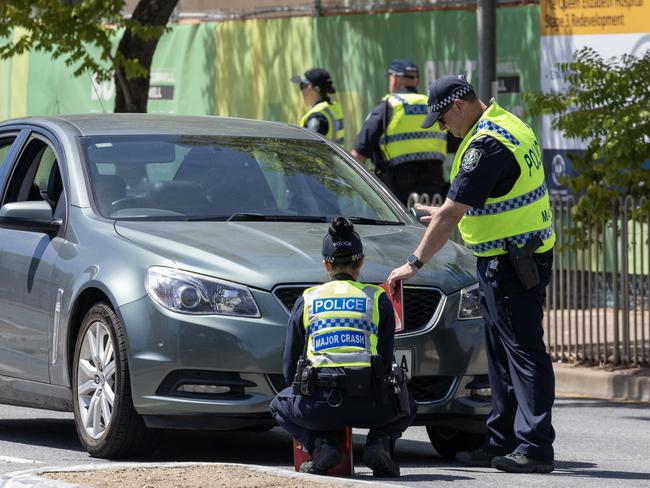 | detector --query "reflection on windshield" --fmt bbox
[81,135,402,224]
